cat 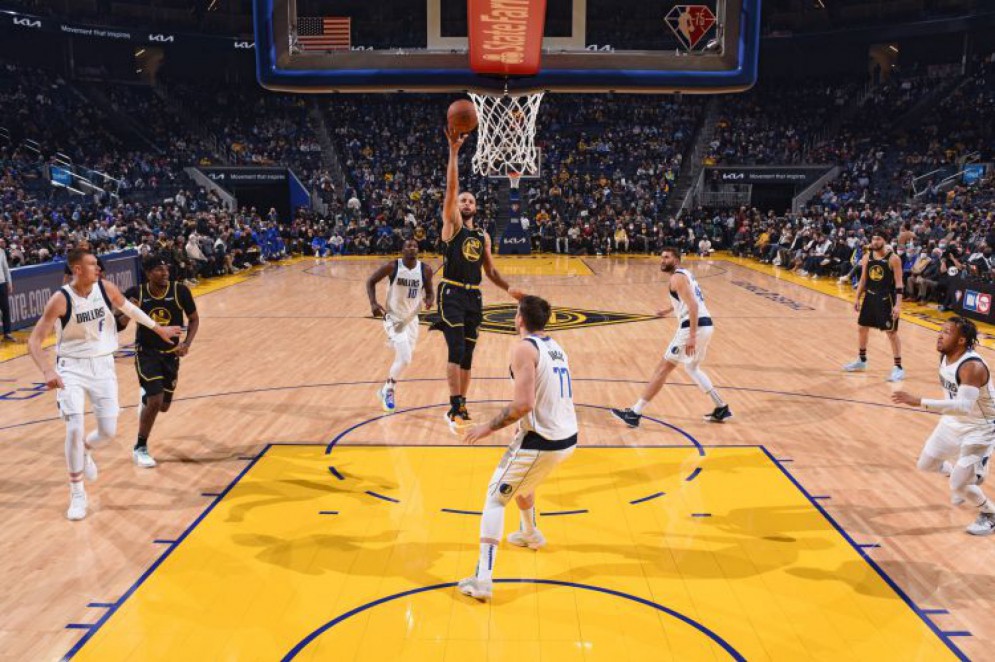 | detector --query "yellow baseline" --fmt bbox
[69,445,959,662]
